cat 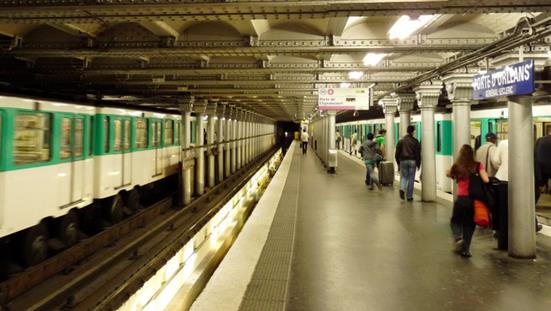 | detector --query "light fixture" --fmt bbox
[340,82,351,88]
[348,71,364,80]
[388,15,439,40]
[363,53,387,66]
